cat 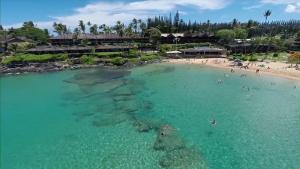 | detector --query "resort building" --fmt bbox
[26,45,132,54]
[50,34,148,46]
[0,36,32,53]
[176,47,227,58]
[160,33,218,44]
[226,43,278,54]
[291,38,300,51]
